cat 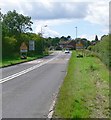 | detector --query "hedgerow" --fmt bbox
[91,35,110,69]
